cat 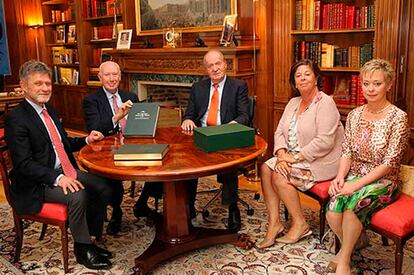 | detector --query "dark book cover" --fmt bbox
[113,143,169,160]
[124,103,160,138]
